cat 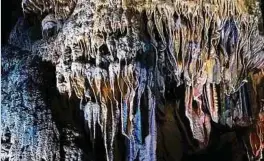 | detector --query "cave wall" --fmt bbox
[1,0,264,161]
